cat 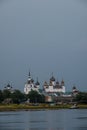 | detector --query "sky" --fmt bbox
[0,0,87,92]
